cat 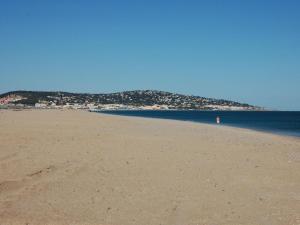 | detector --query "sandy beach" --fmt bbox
[0,109,299,225]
